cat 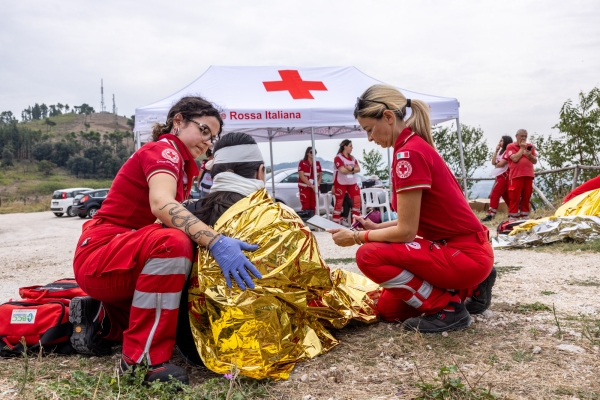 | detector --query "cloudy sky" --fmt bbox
[1,0,599,165]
